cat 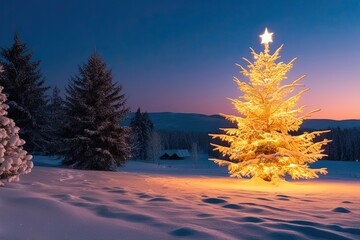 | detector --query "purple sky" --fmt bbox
[1,0,359,119]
